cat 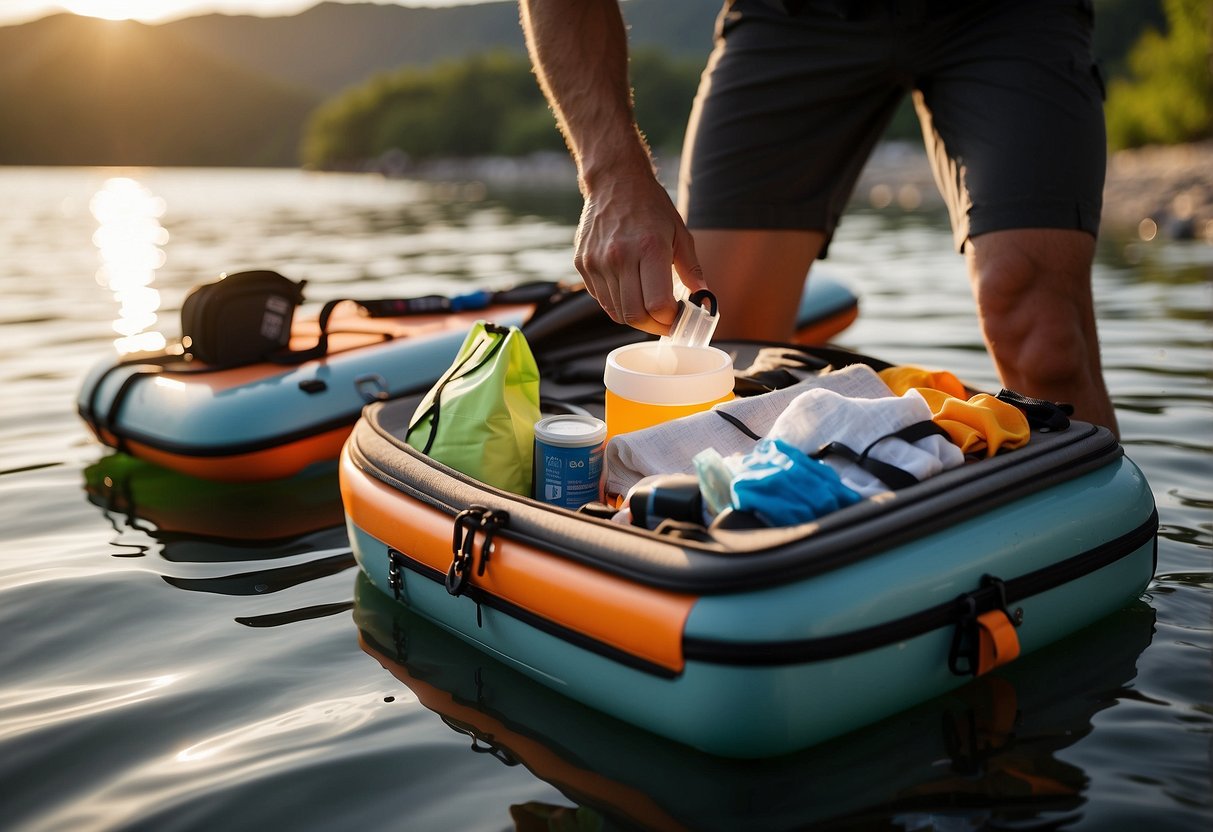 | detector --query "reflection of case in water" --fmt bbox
[85,453,355,624]
[84,452,346,548]
[354,573,1155,832]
